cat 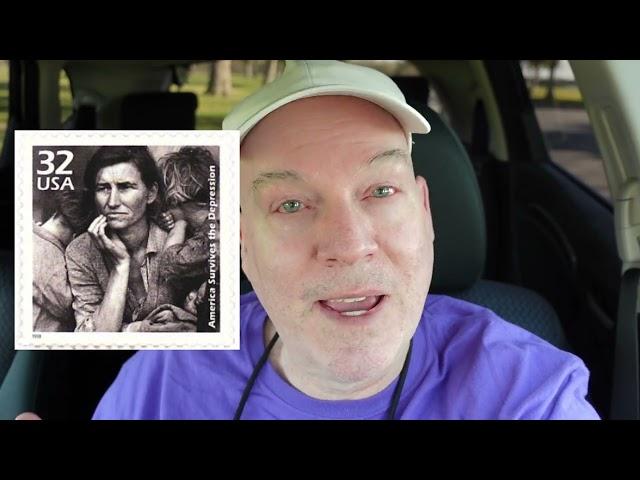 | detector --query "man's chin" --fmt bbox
[324,362,396,393]
[324,344,399,383]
